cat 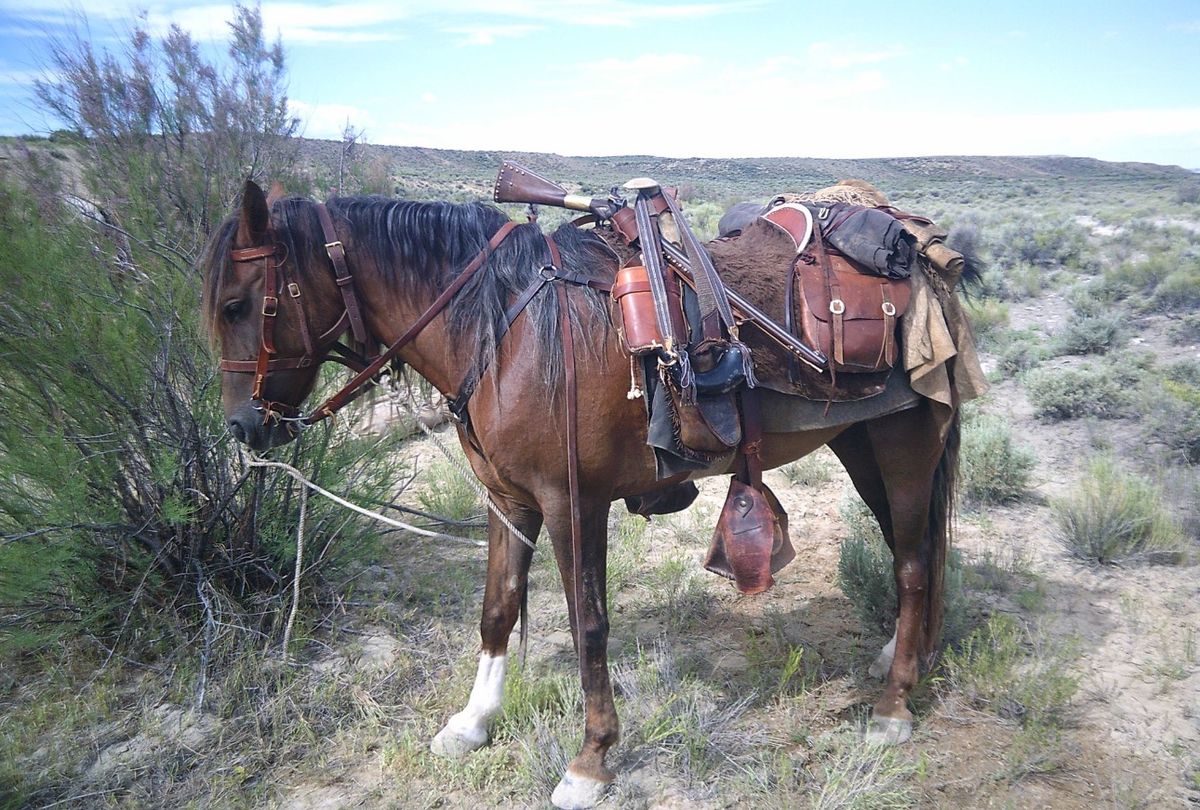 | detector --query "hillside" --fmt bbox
[294,138,1194,198]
